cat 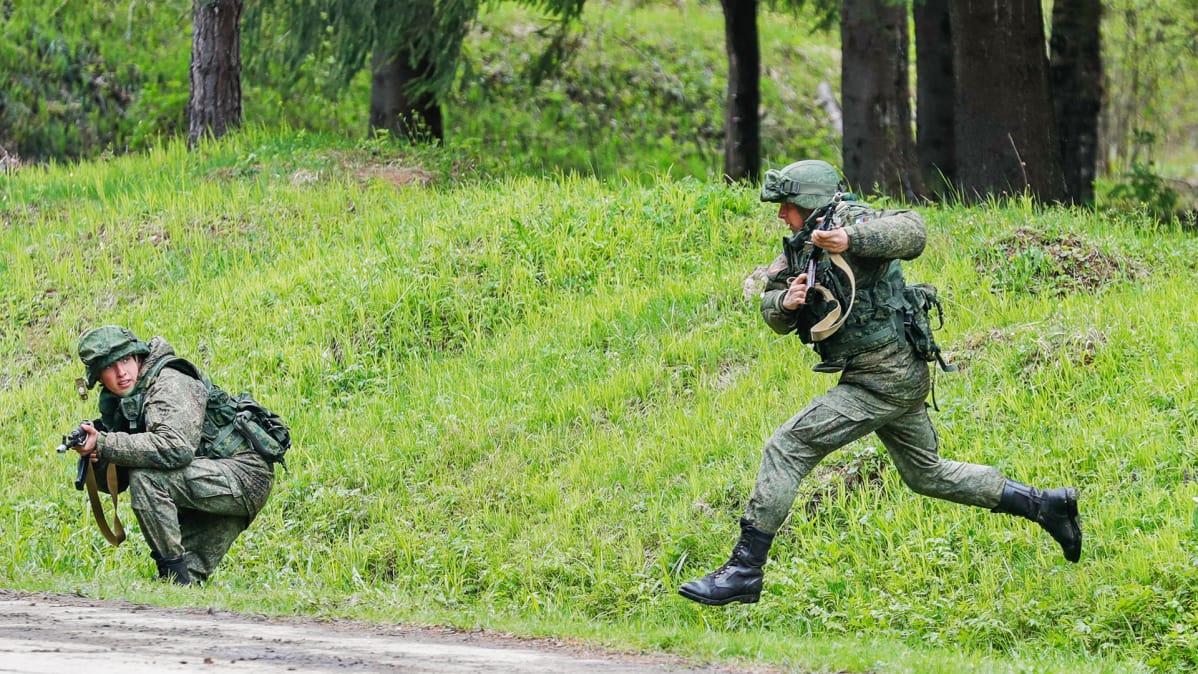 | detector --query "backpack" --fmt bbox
[148,357,292,466]
[201,384,292,466]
